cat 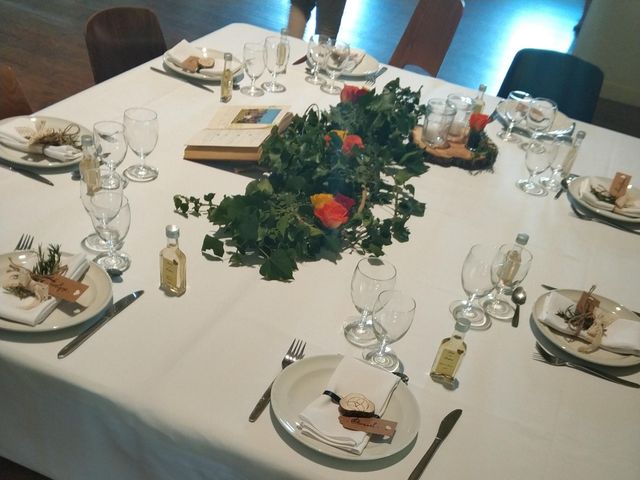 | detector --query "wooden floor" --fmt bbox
[0,0,637,477]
